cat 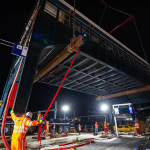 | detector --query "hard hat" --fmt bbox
[26,112,33,118]
[38,111,41,113]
